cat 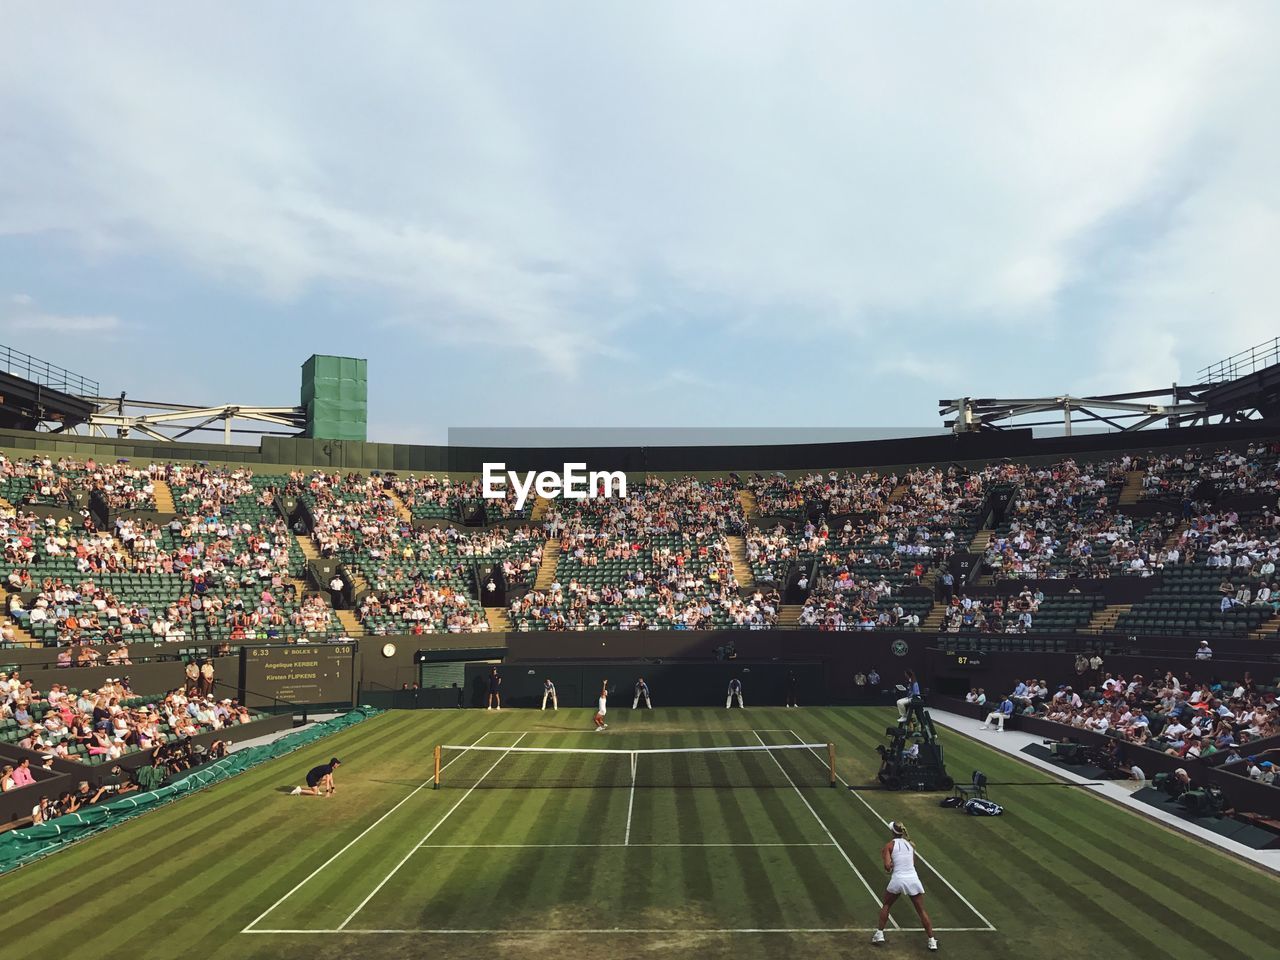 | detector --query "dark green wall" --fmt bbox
[4,419,1275,477]
[459,661,825,709]
[352,630,925,705]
